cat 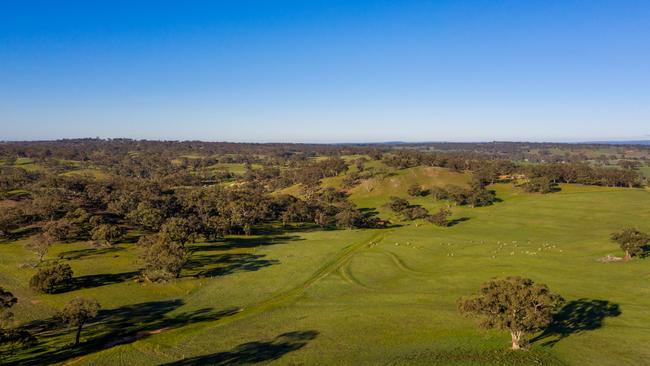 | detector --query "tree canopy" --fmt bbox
[458,277,564,350]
